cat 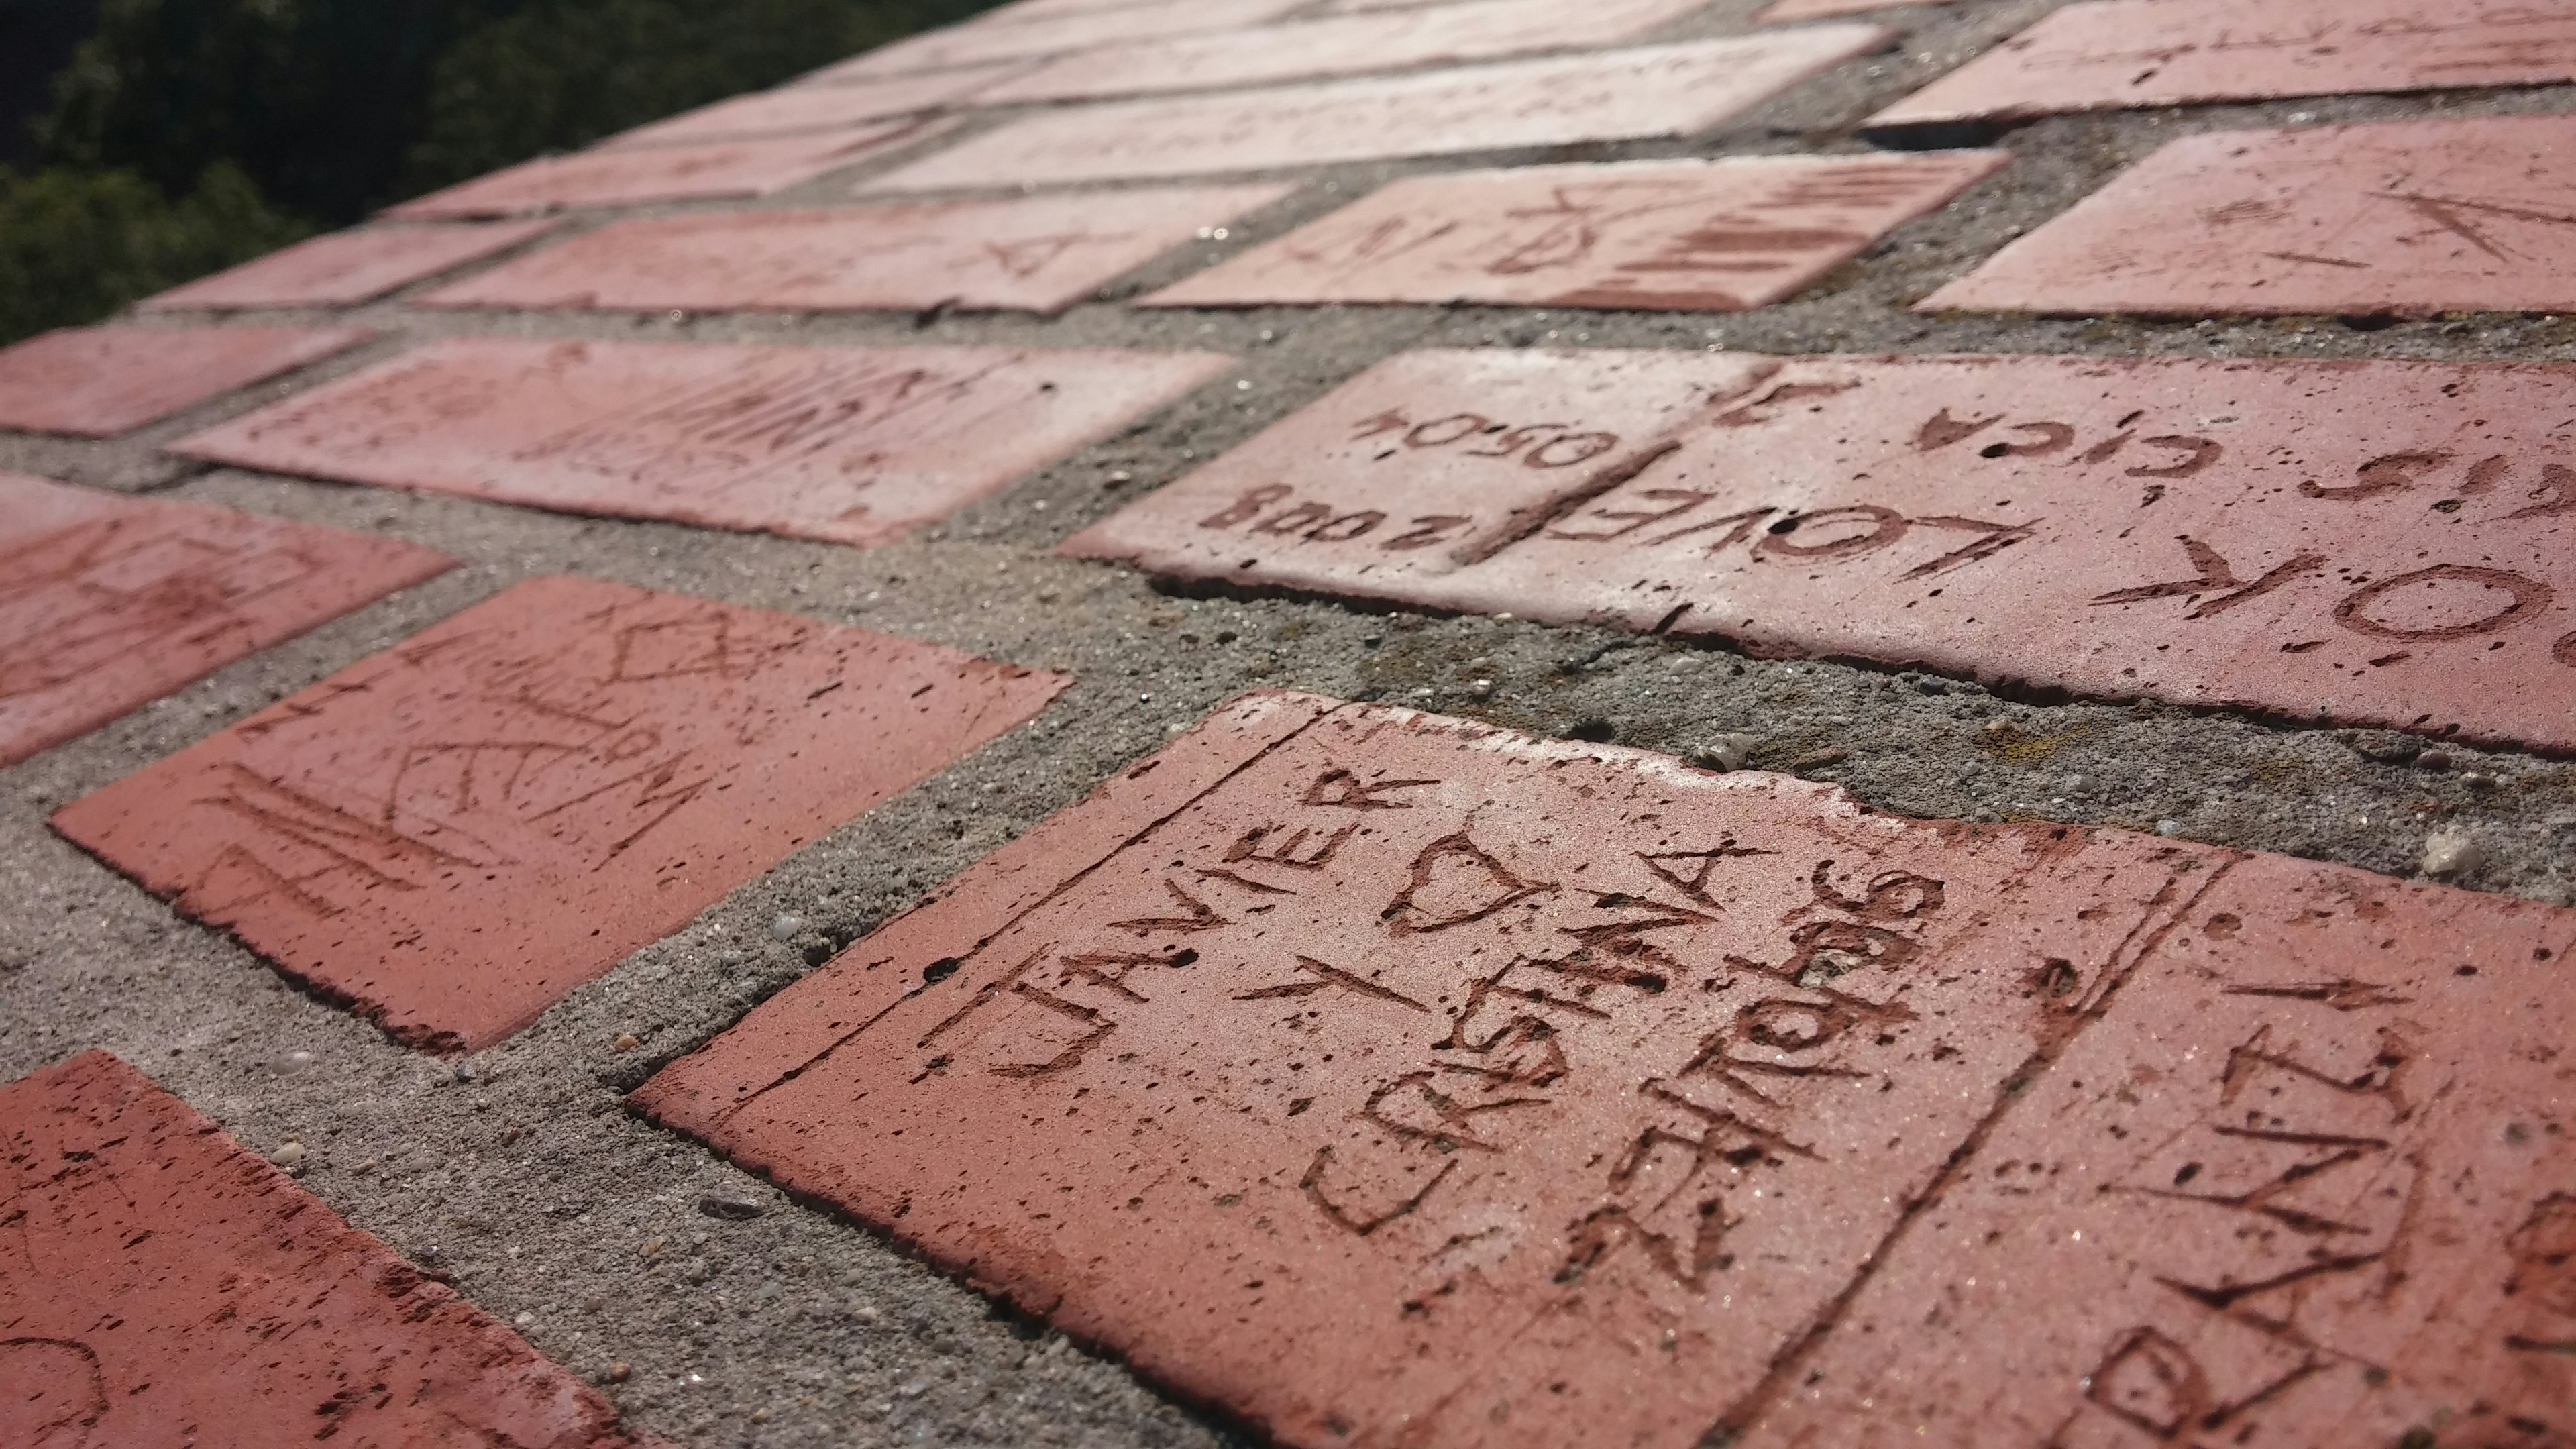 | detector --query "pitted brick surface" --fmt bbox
[1870,0,2576,131]
[0,1050,657,1448]
[861,32,1894,192]
[171,336,1235,545]
[52,576,1067,1050]
[1144,152,2007,311]
[386,119,955,218]
[1730,851,2576,1446]
[977,0,1717,105]
[139,221,561,310]
[1069,349,2576,753]
[0,325,370,437]
[0,471,453,768]
[1921,117,2576,317]
[637,692,2229,1449]
[418,187,1295,316]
